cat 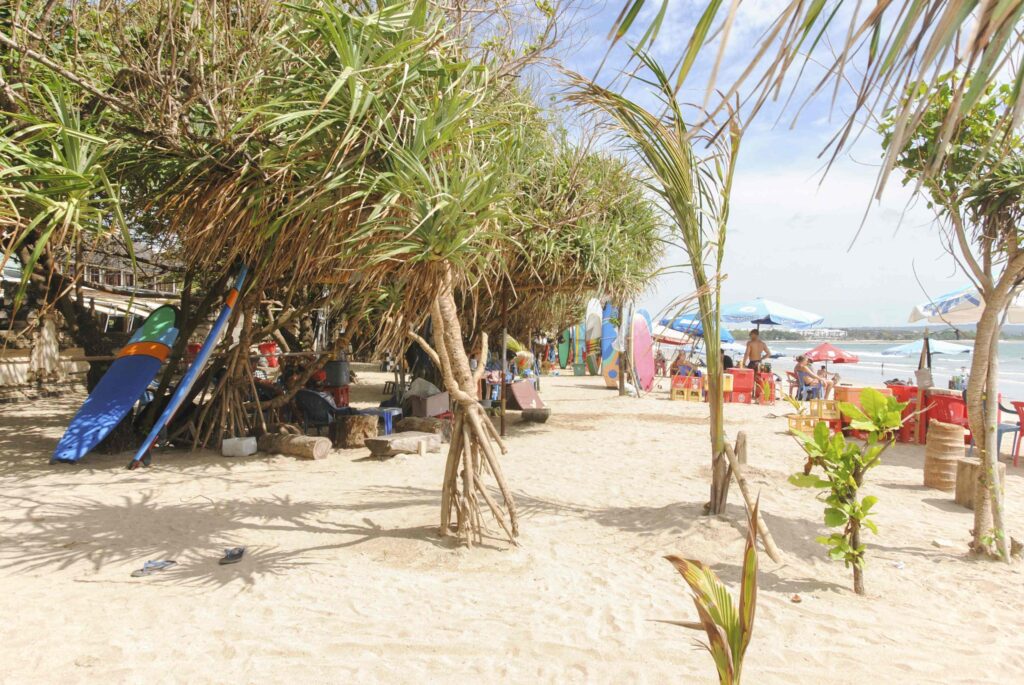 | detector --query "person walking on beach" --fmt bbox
[742,329,771,370]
